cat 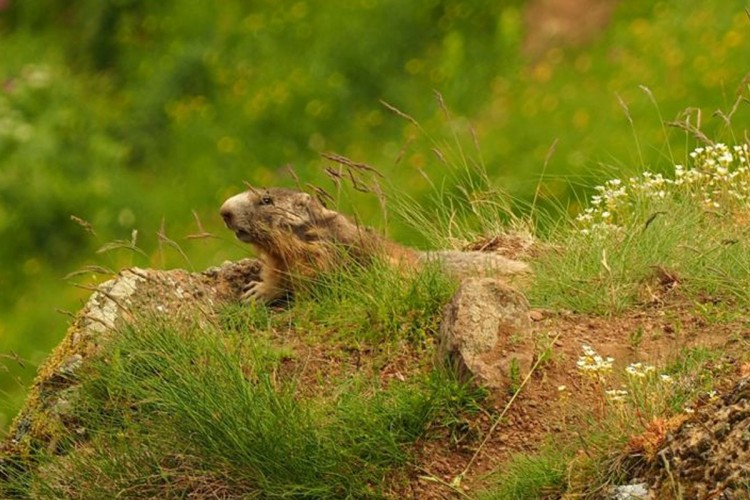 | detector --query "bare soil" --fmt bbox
[402,295,749,498]
[258,285,750,498]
